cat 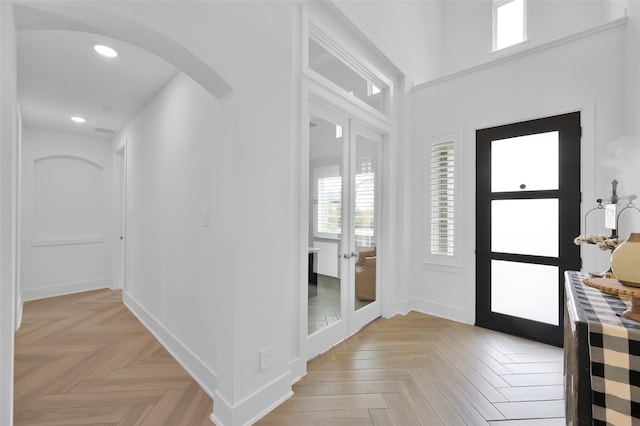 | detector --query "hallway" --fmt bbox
[14,289,212,425]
